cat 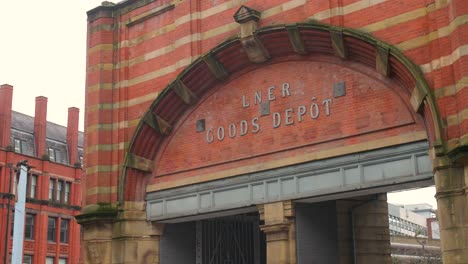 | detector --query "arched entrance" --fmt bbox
[79,7,466,264]
[123,20,444,263]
